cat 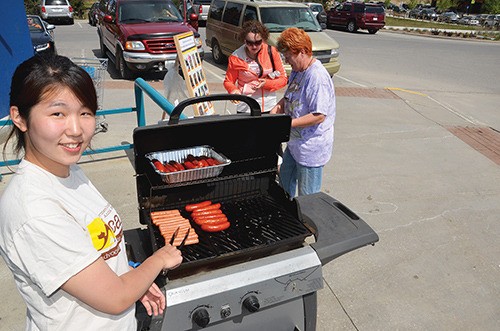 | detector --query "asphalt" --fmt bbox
[1,69,499,330]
